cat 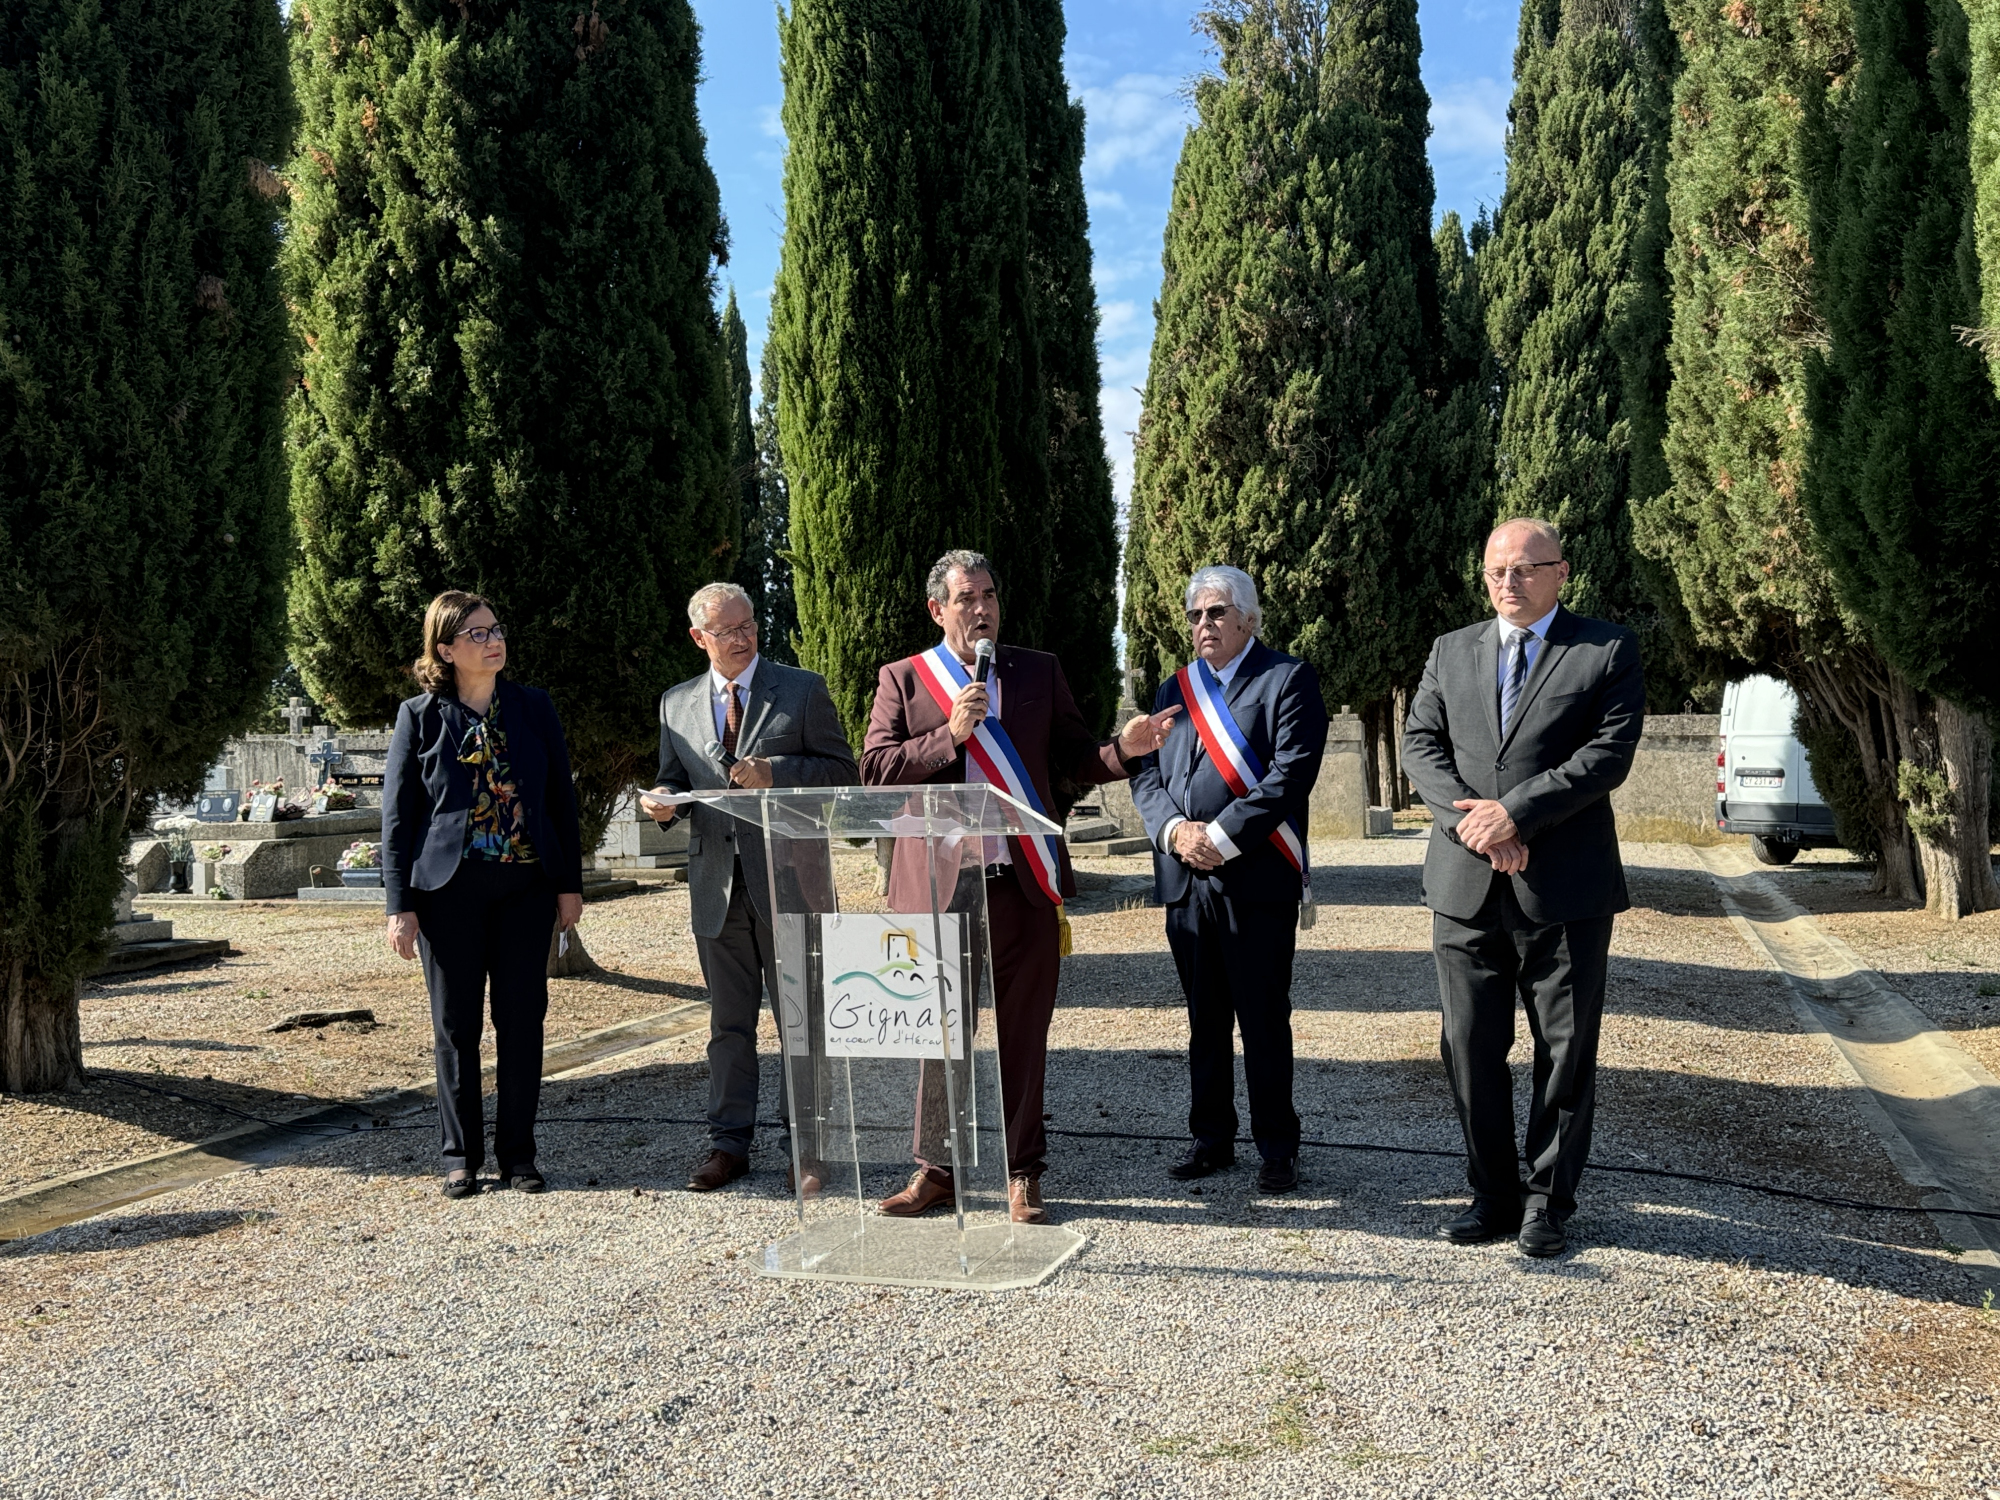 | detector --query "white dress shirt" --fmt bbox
[710,654,759,745]
[1159,637,1257,863]
[1496,606,1557,697]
